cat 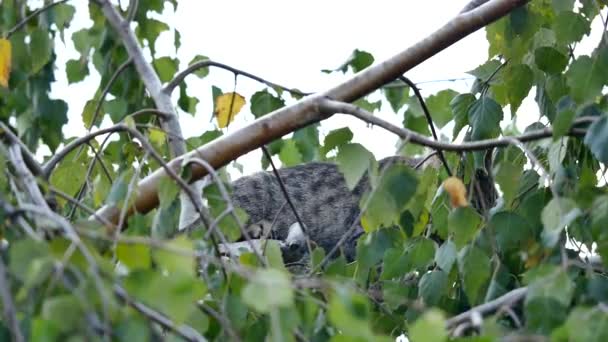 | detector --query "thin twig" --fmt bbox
[6,0,70,38]
[0,256,24,342]
[0,122,43,176]
[126,0,139,23]
[86,57,133,131]
[114,285,207,342]
[197,302,241,342]
[318,99,593,152]
[49,186,116,228]
[164,59,310,96]
[261,146,313,252]
[398,76,452,176]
